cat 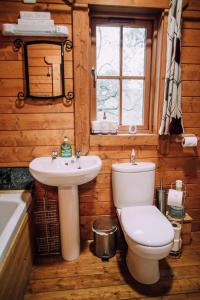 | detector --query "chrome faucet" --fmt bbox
[75,149,81,169]
[52,149,58,160]
[75,149,81,159]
